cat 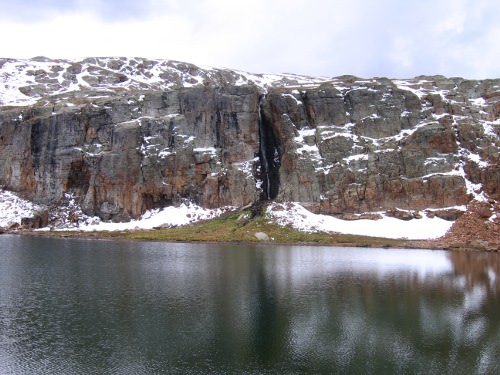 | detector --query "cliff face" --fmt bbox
[263,77,500,217]
[0,57,499,235]
[1,86,262,221]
